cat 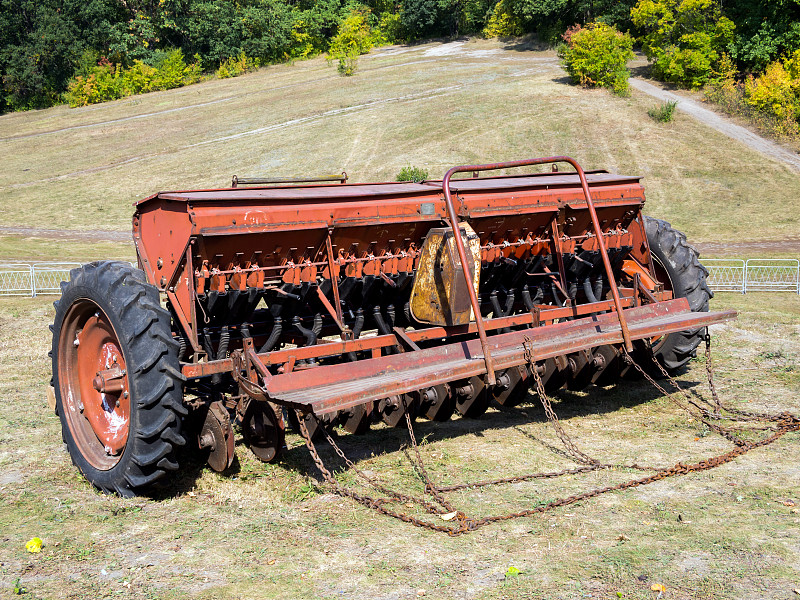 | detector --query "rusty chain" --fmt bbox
[524,336,600,466]
[620,347,753,448]
[295,334,800,536]
[297,411,462,534]
[313,413,456,516]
